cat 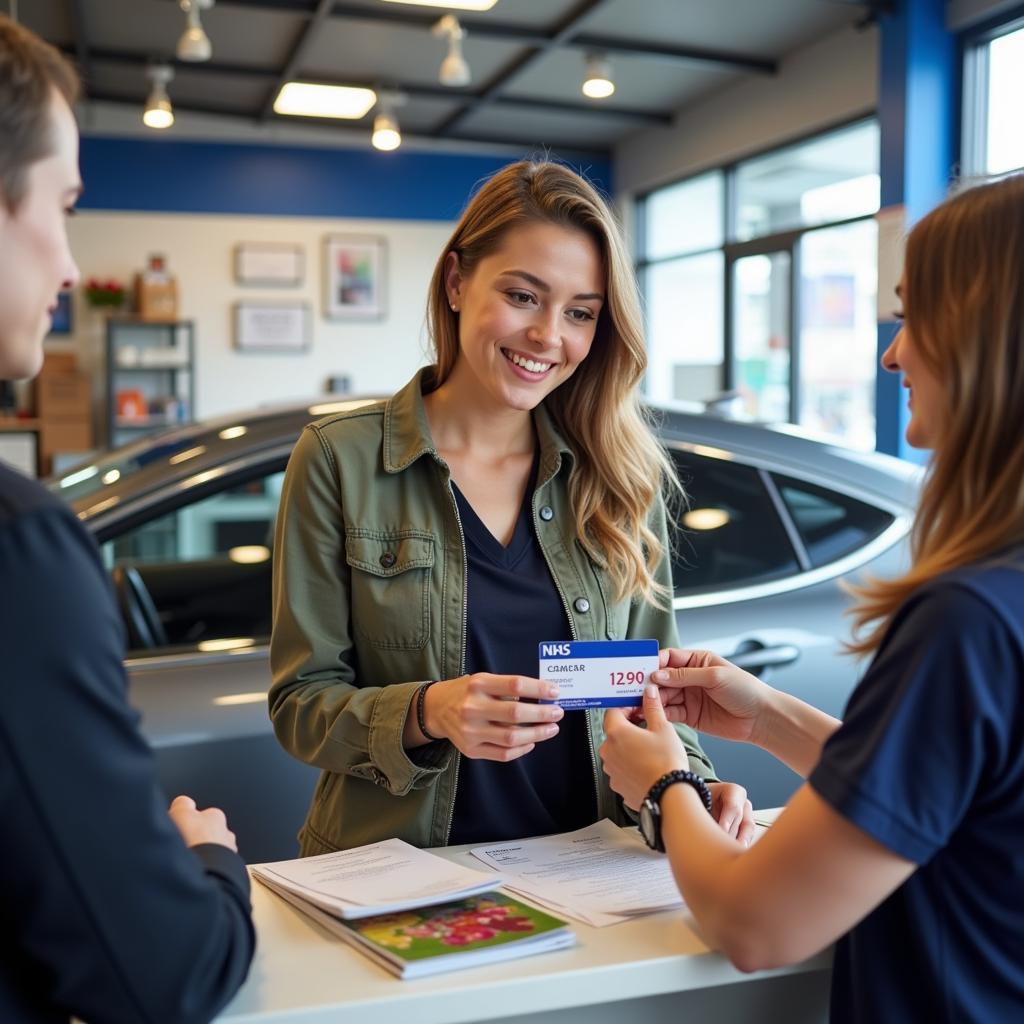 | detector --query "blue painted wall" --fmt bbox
[77,137,613,222]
